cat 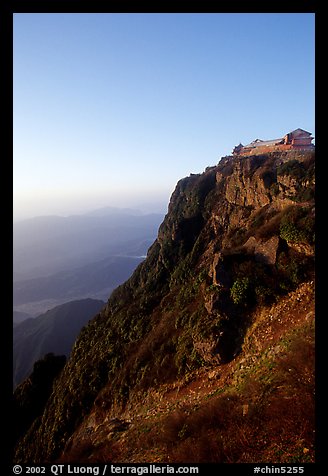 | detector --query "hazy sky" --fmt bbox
[13,13,315,221]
